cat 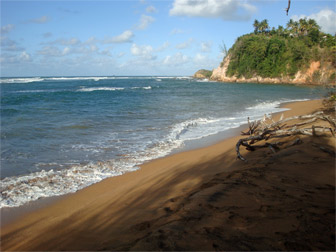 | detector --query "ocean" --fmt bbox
[0,76,325,208]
